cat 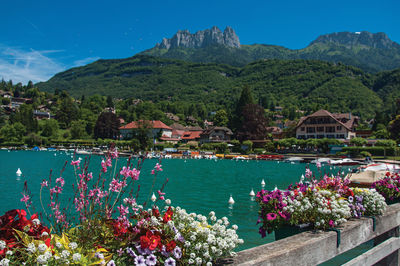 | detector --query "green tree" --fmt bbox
[56,96,79,128]
[232,86,255,132]
[389,115,400,140]
[41,119,59,138]
[94,112,120,139]
[106,95,113,108]
[237,103,268,141]
[70,120,87,139]
[213,109,229,127]
[350,137,368,146]
[13,104,38,133]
